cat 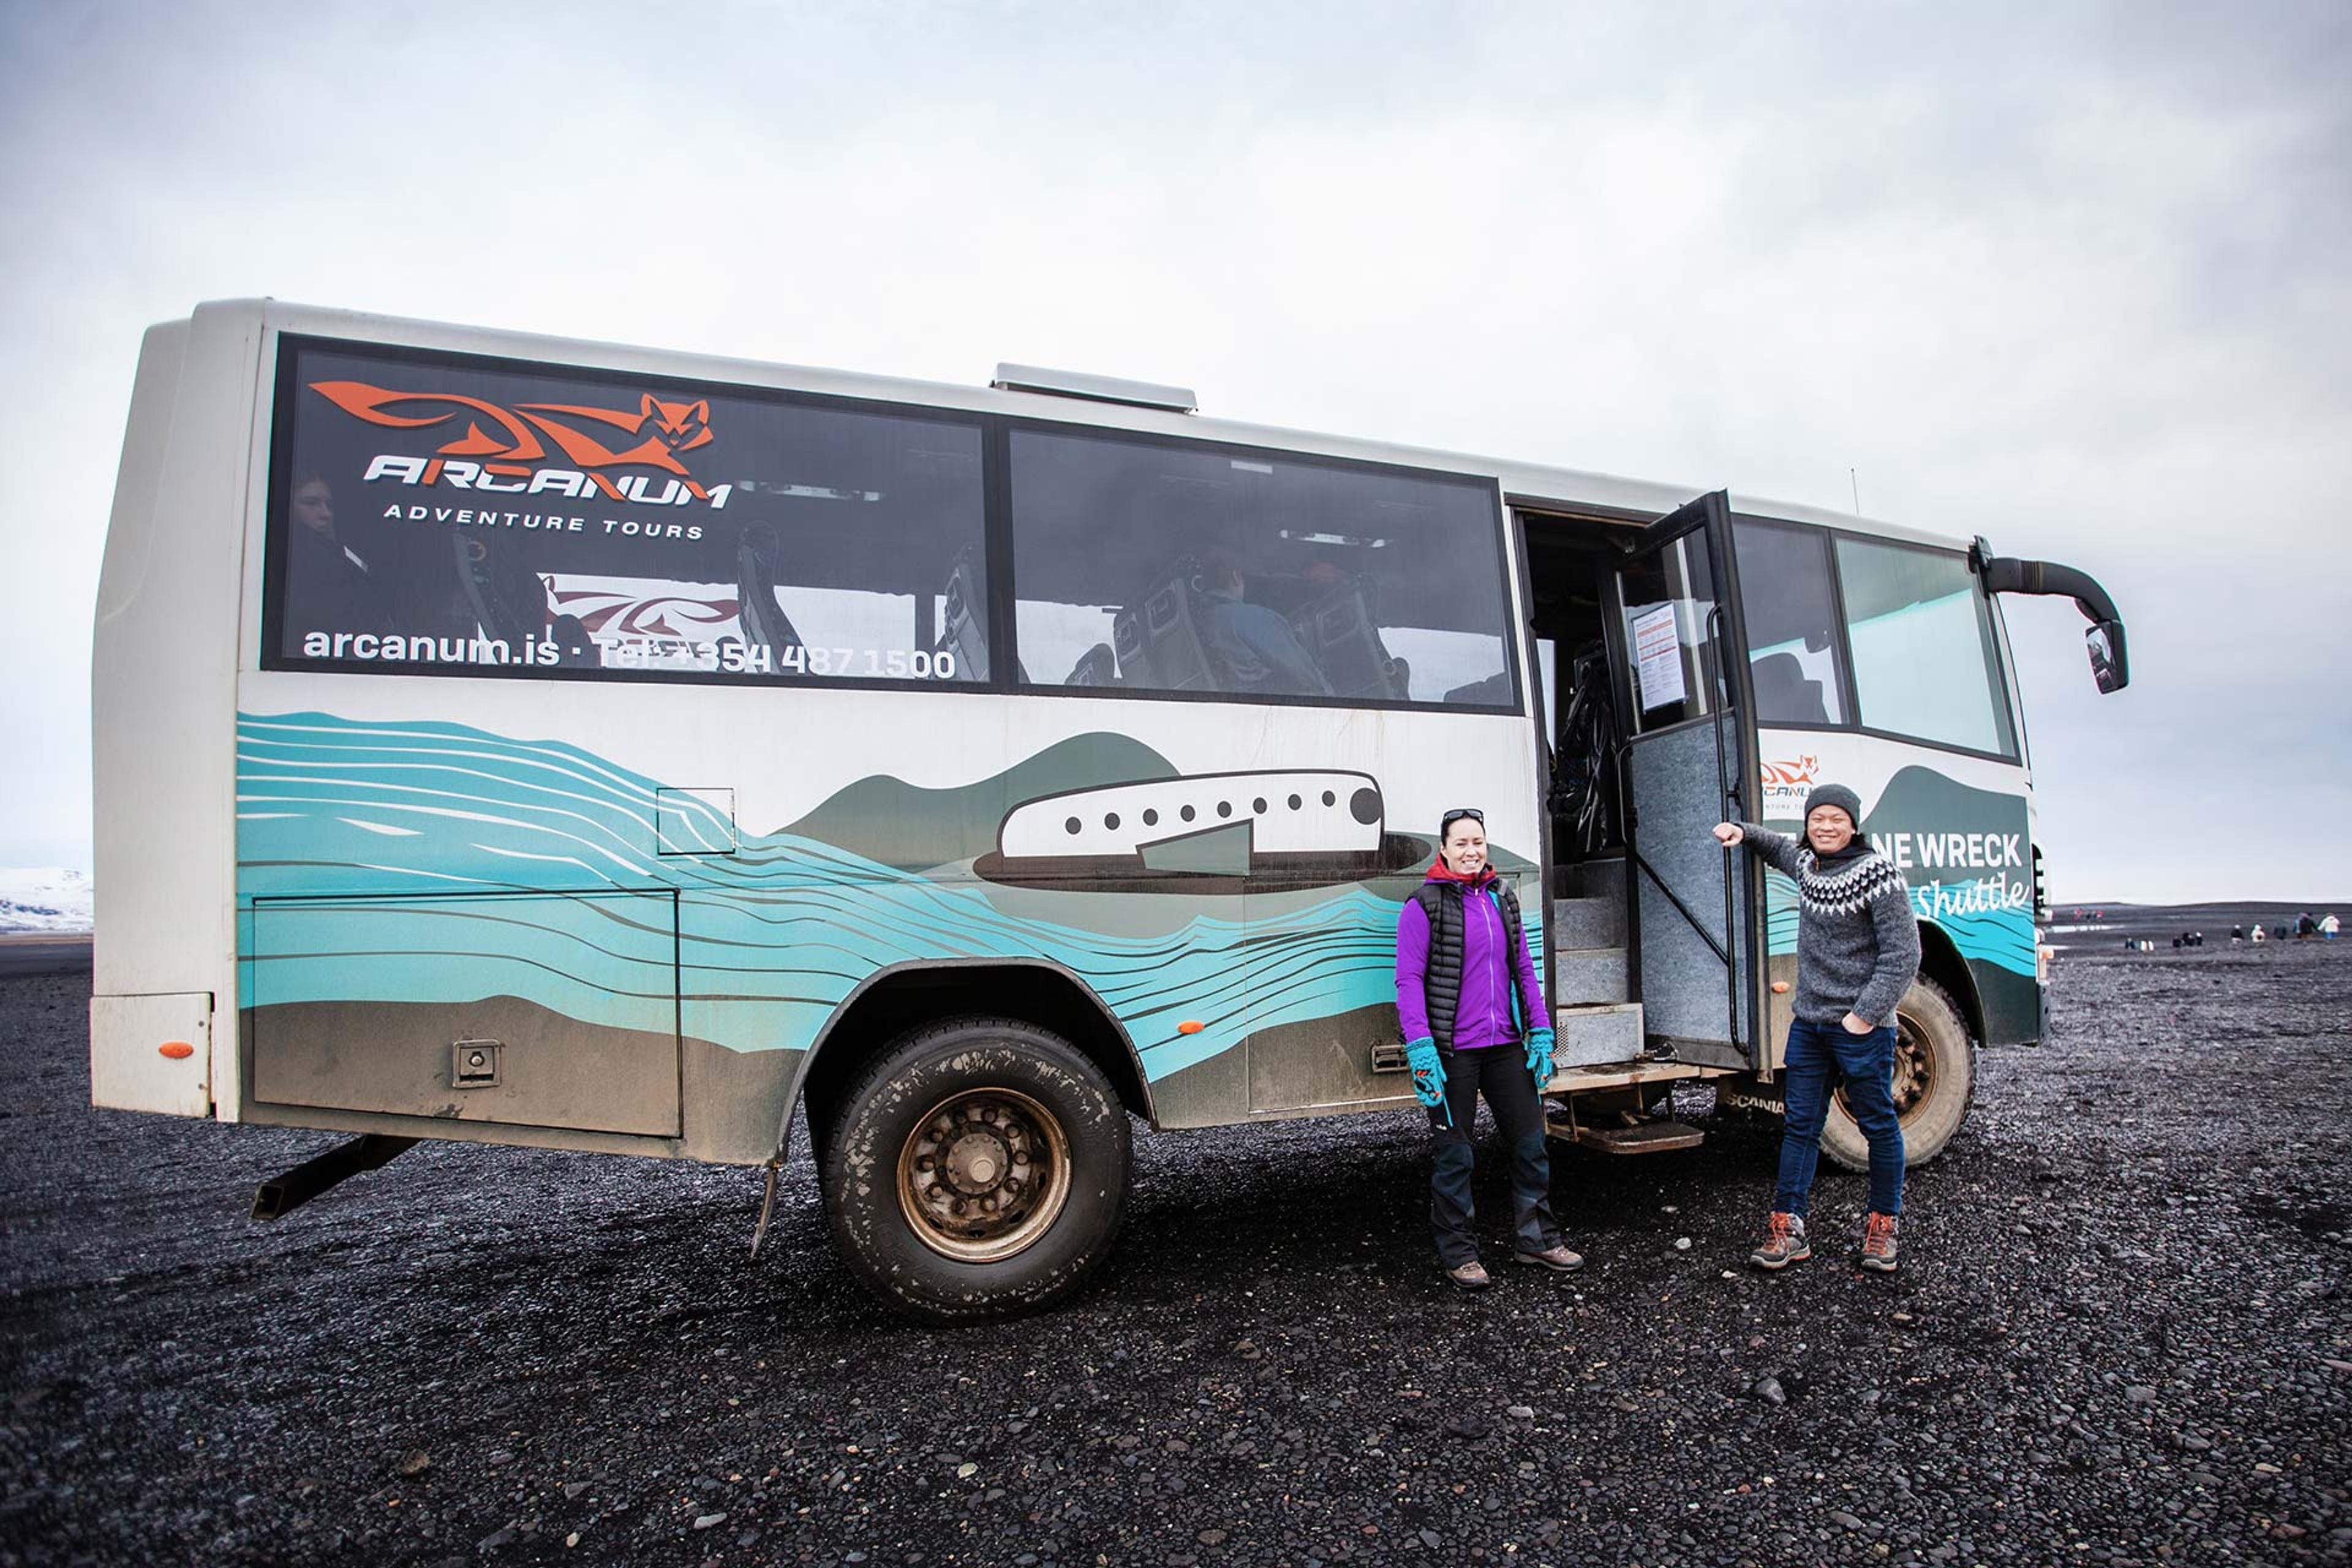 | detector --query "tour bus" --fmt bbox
[91,301,2129,1321]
